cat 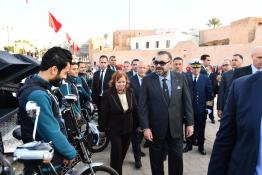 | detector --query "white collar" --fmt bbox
[251,64,261,74]
[192,74,200,81]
